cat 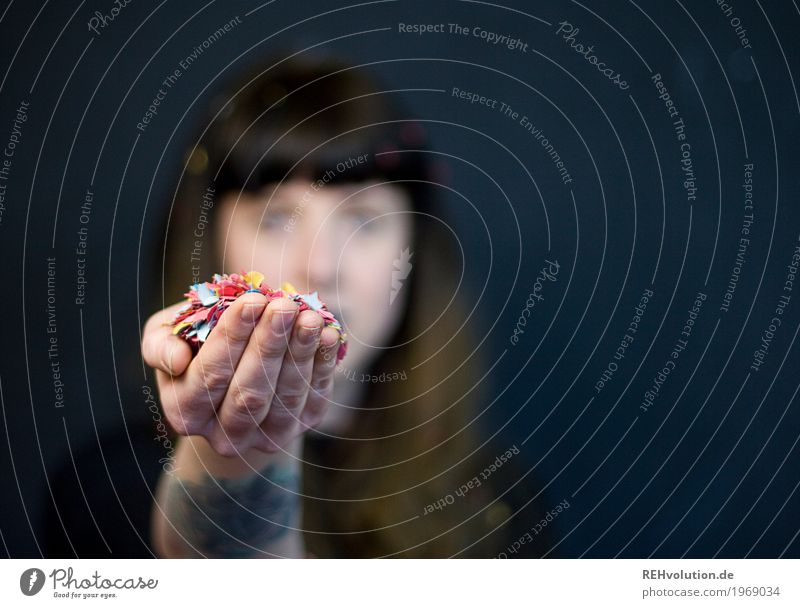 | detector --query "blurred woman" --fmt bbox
[142,54,553,558]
